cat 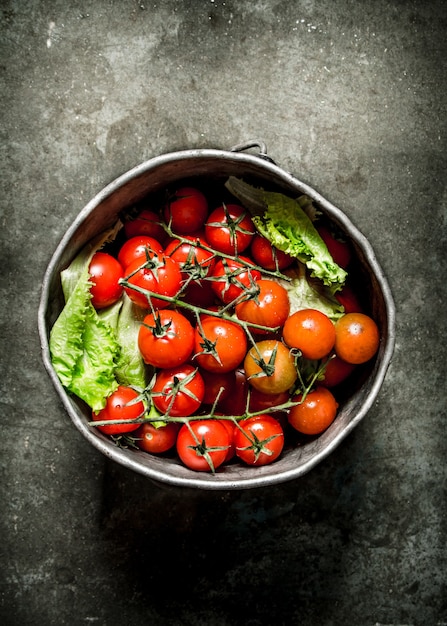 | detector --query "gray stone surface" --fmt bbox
[1,1,446,624]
